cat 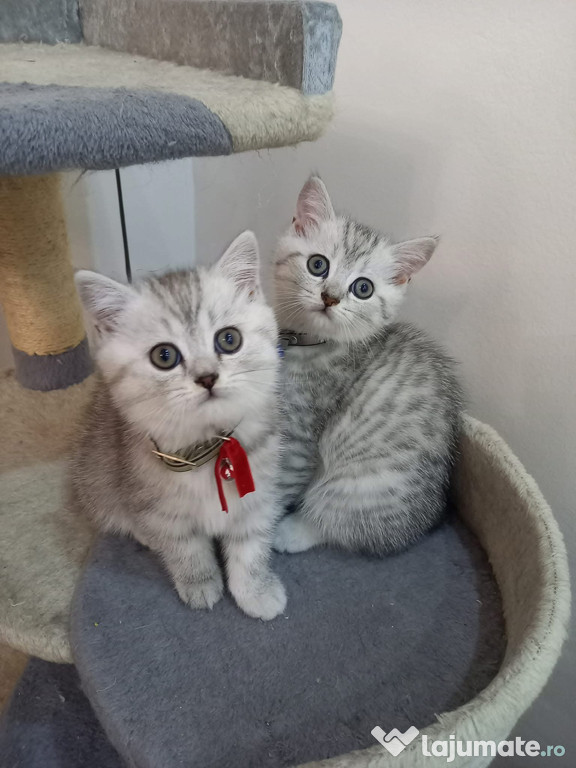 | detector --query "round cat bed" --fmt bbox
[69,521,504,768]
[64,416,566,768]
[0,415,570,767]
